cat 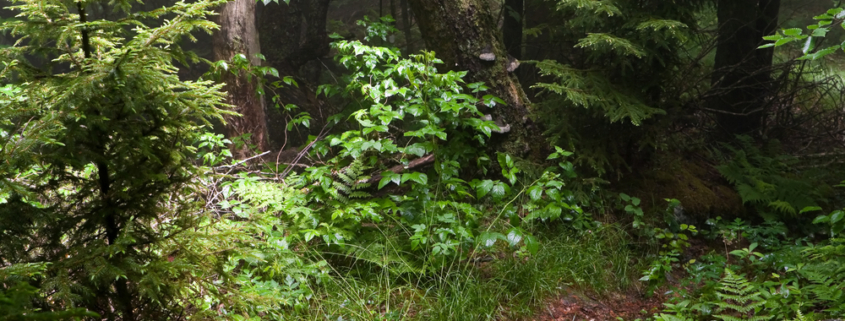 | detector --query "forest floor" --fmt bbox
[532,289,665,321]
